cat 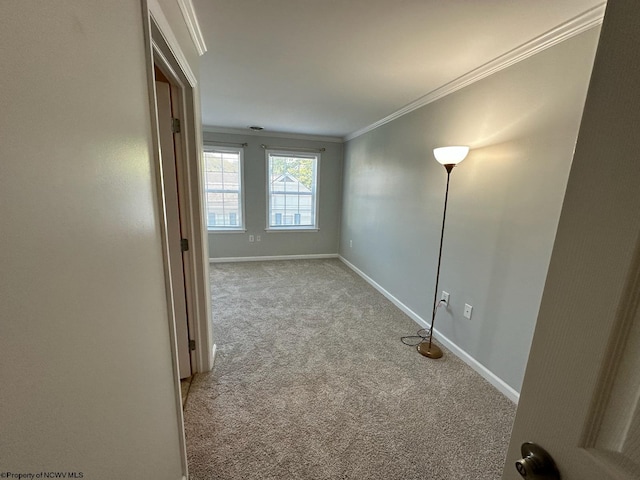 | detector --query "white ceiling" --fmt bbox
[193,0,603,139]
